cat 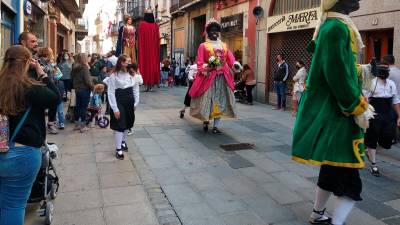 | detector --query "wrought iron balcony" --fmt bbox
[170,0,203,14]
[75,18,88,41]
